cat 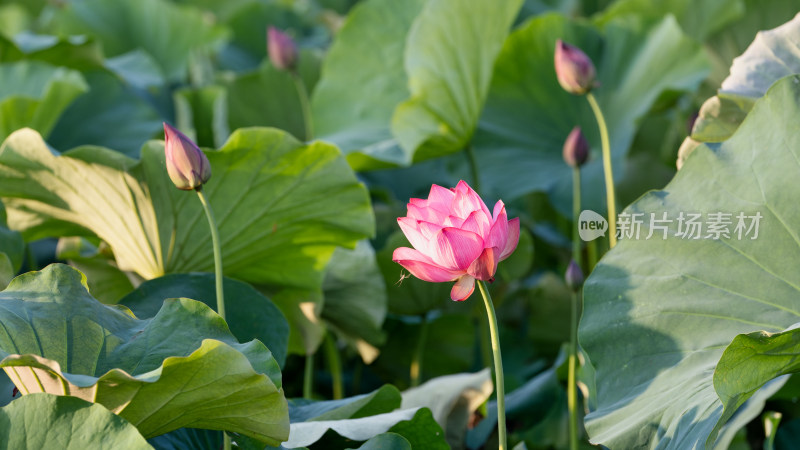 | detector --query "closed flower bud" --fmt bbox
[563,126,589,168]
[565,260,584,292]
[554,40,597,95]
[268,27,298,72]
[163,123,211,191]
